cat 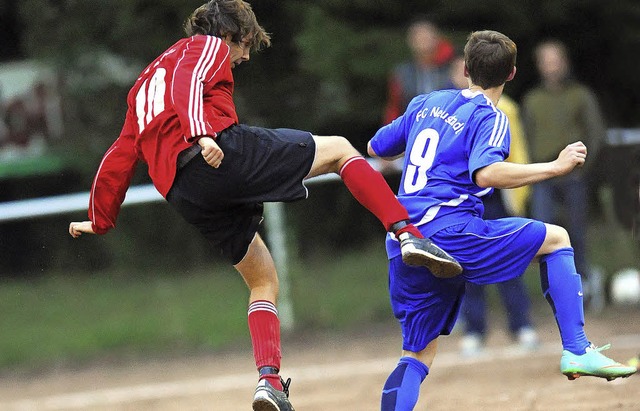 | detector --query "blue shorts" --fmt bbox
[388,217,546,353]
